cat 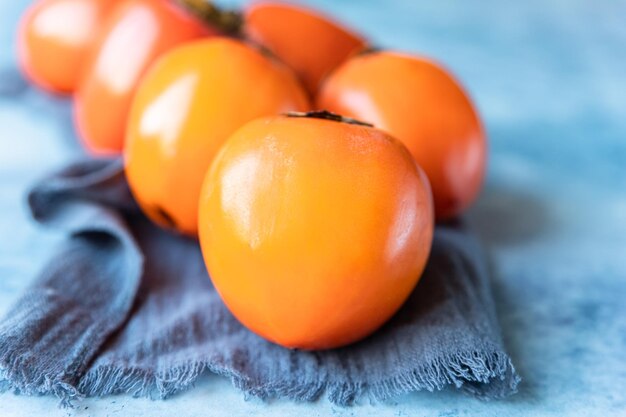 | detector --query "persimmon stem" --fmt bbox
[286,110,374,127]
[175,0,243,36]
